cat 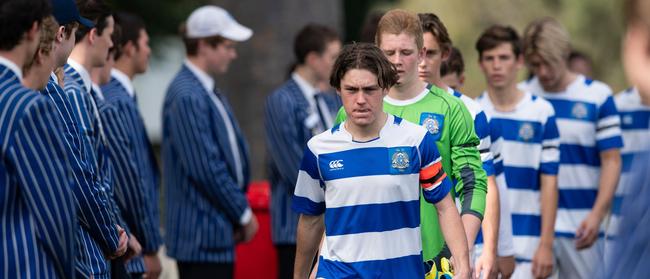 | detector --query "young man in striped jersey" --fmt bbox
[294,42,470,279]
[417,13,507,279]
[0,0,78,277]
[265,23,341,279]
[96,11,163,279]
[335,11,487,277]
[163,6,258,278]
[520,18,623,279]
[63,0,133,277]
[476,25,560,279]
